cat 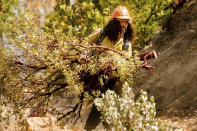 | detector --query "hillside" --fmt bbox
[134,0,197,130]
[4,0,197,130]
